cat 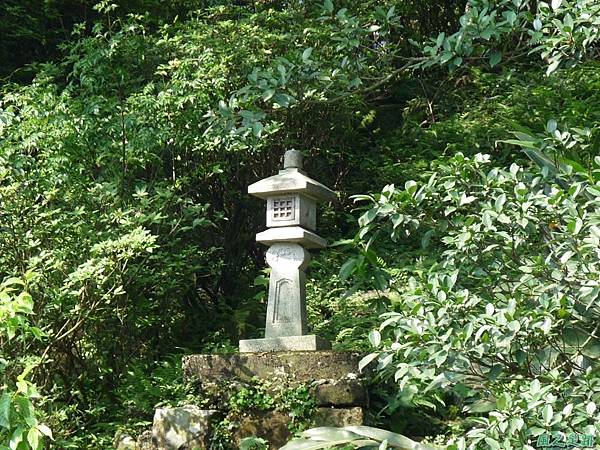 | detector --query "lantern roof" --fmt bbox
[248,150,336,202]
